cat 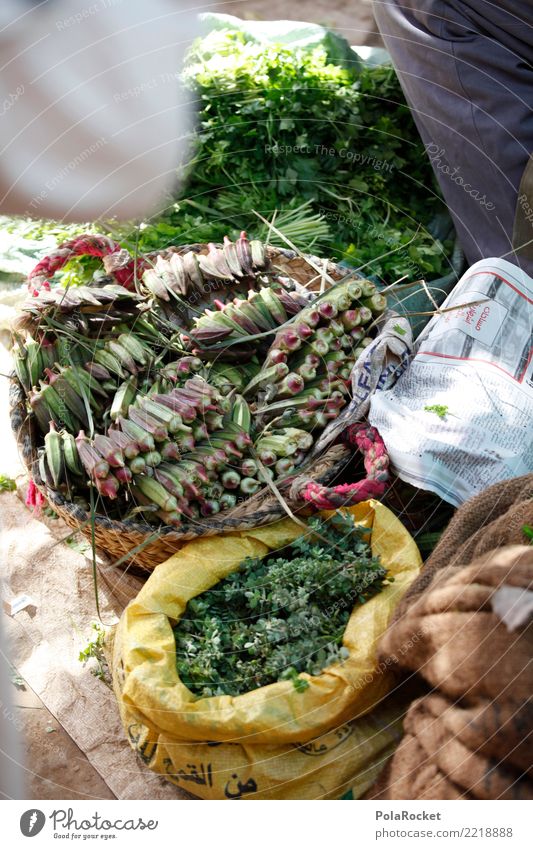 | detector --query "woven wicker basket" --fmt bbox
[11,242,361,573]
